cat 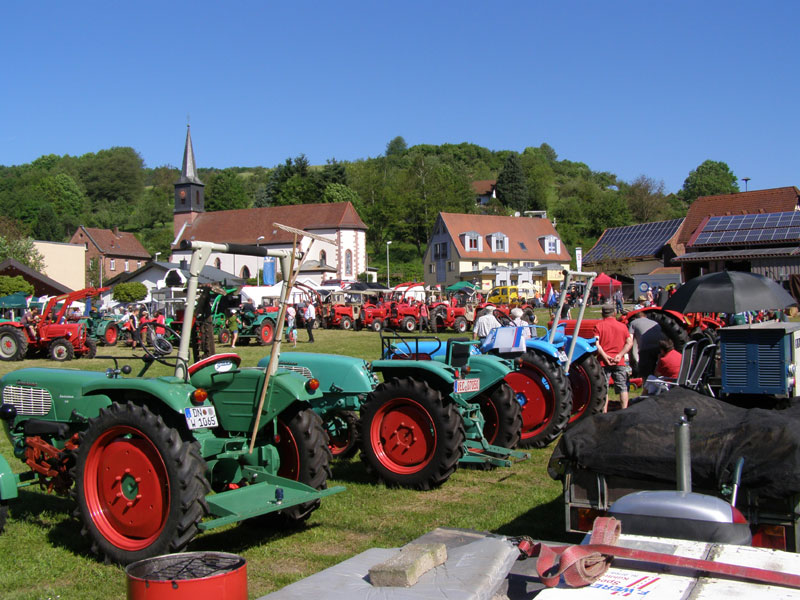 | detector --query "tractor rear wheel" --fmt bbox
[474,381,521,448]
[258,321,275,345]
[650,311,689,351]
[72,403,210,564]
[431,307,447,333]
[509,352,572,448]
[273,404,332,522]
[359,377,465,490]
[49,338,74,362]
[325,410,359,459]
[339,316,353,330]
[402,316,416,332]
[567,353,606,426]
[0,325,27,361]
[218,329,231,345]
[81,338,97,359]
[103,324,119,346]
